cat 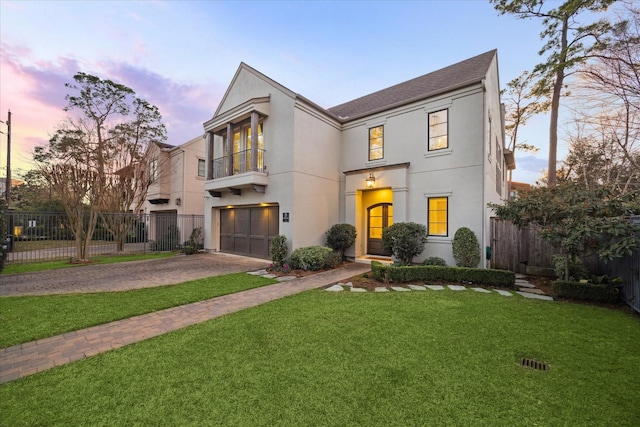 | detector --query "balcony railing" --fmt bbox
[212,148,266,179]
